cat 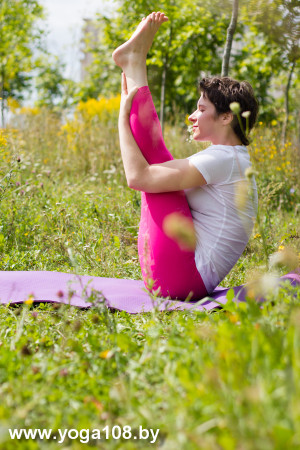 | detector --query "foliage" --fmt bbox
[231,0,300,120]
[1,0,299,128]
[0,0,45,125]
[250,125,299,212]
[0,2,300,445]
[230,29,282,119]
[243,0,299,65]
[61,94,121,154]
[34,55,77,110]
[0,108,299,447]
[79,0,299,124]
[0,0,75,122]
[80,0,231,116]
[0,285,300,449]
[0,128,21,203]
